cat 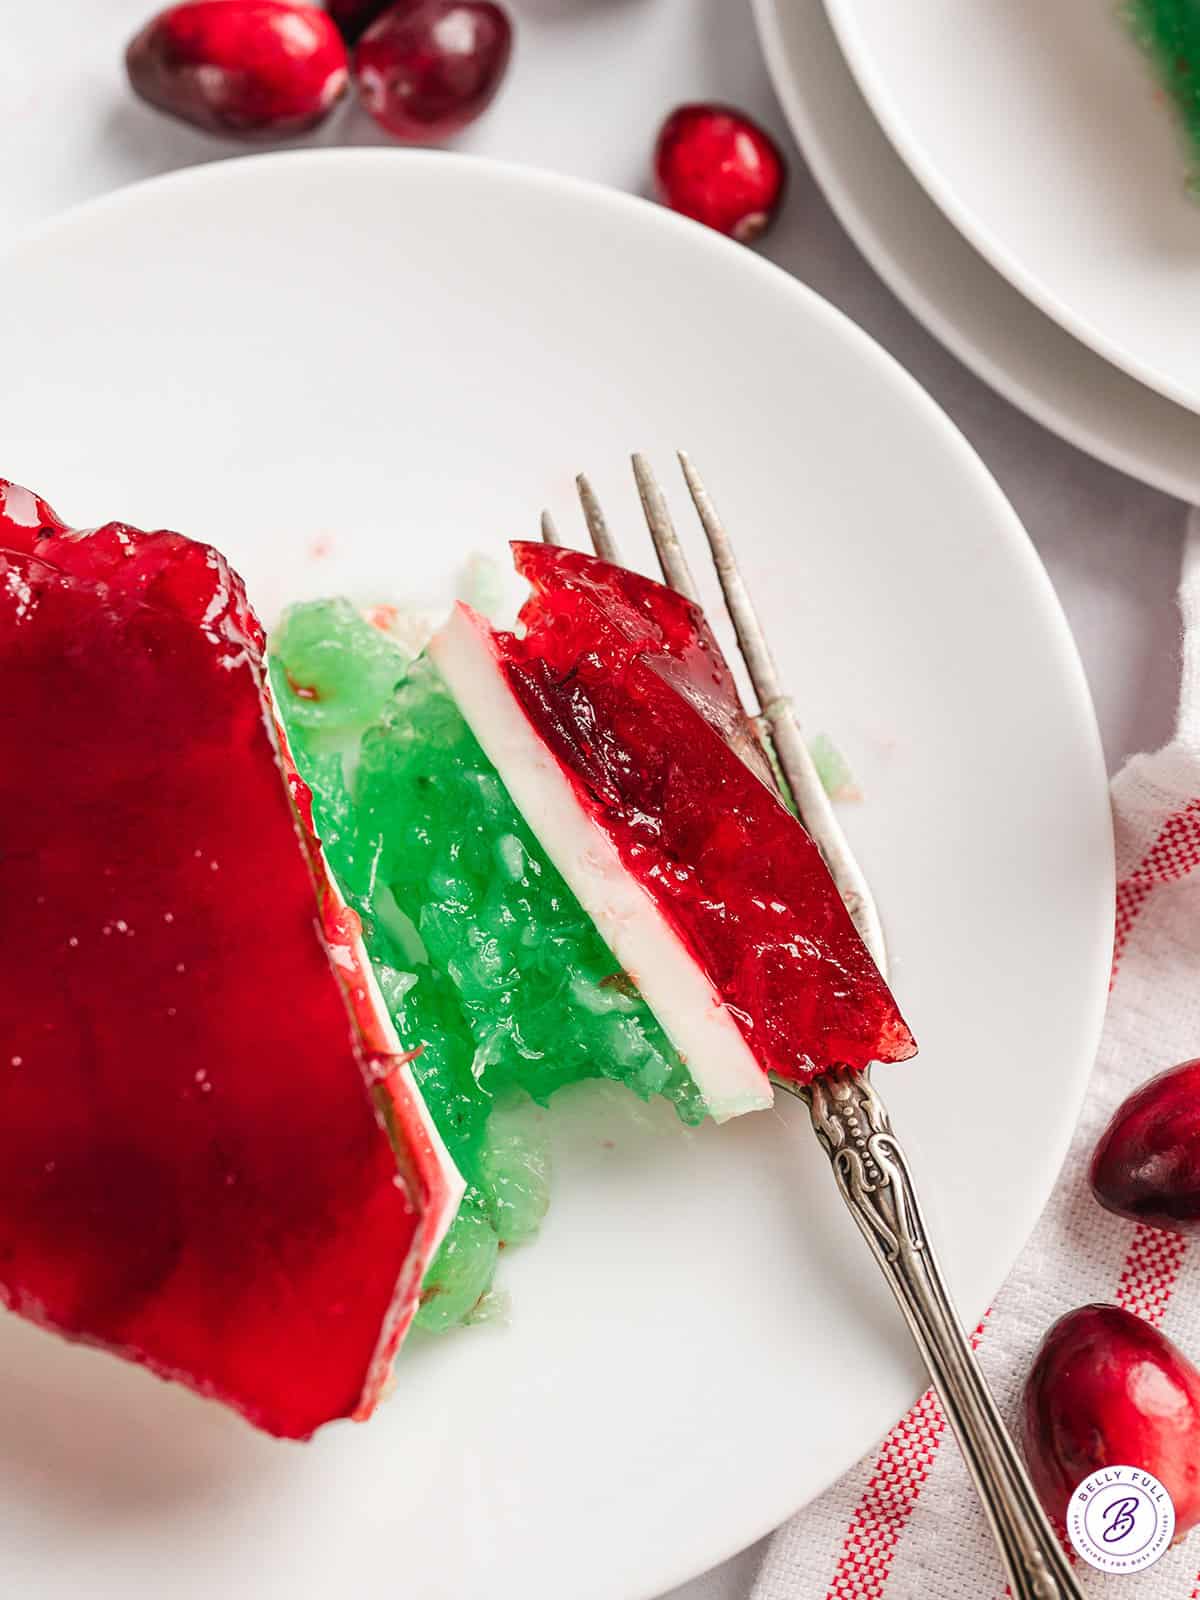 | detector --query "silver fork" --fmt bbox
[543,454,1081,1600]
